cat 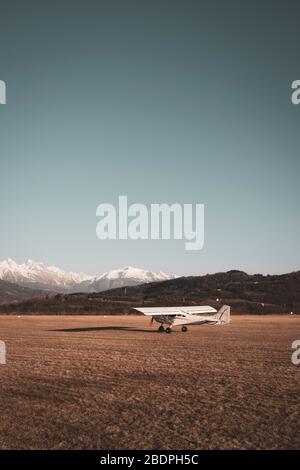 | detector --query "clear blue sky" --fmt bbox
[0,0,299,276]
